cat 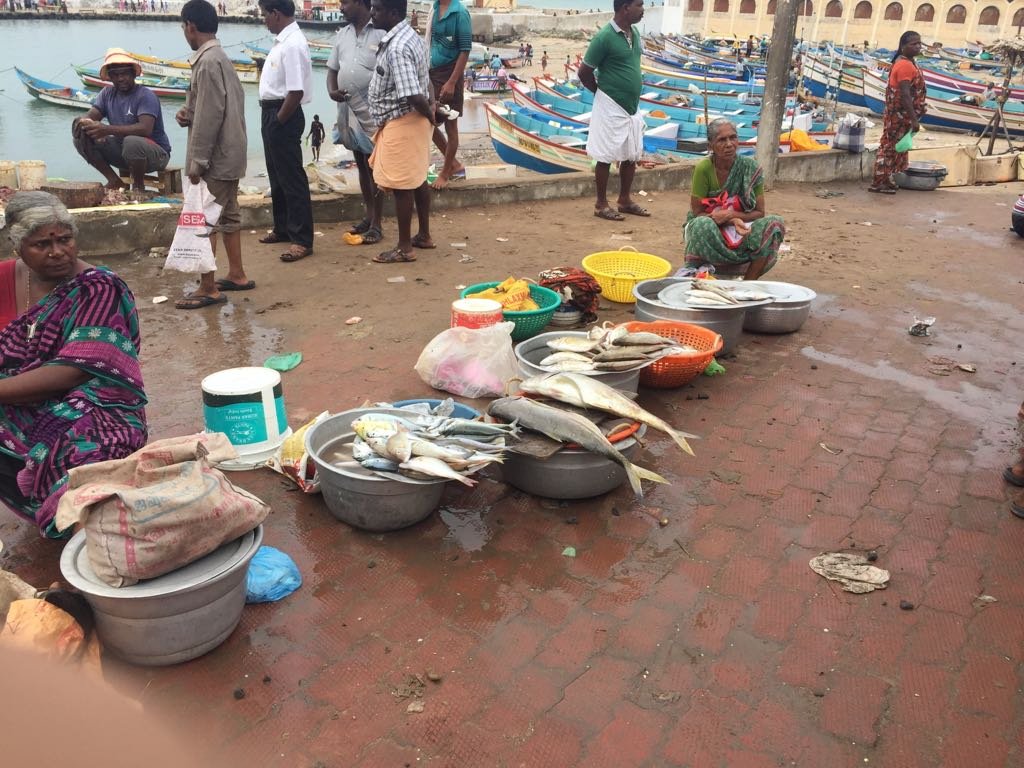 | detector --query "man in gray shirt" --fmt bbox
[175,0,251,309]
[327,0,385,244]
